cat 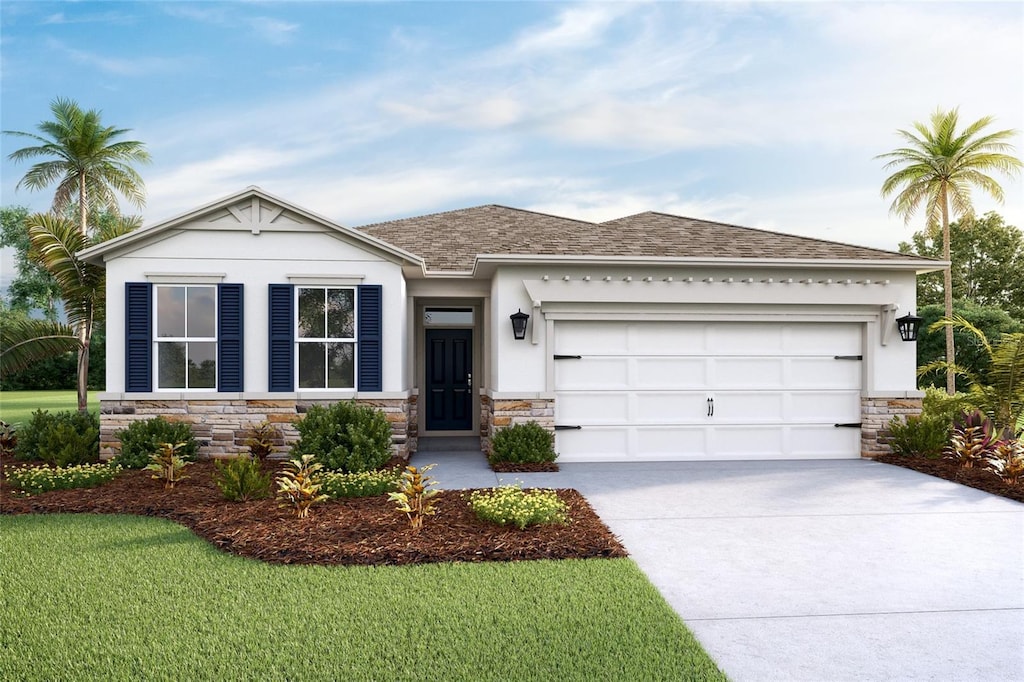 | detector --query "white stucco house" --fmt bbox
[80,186,942,462]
